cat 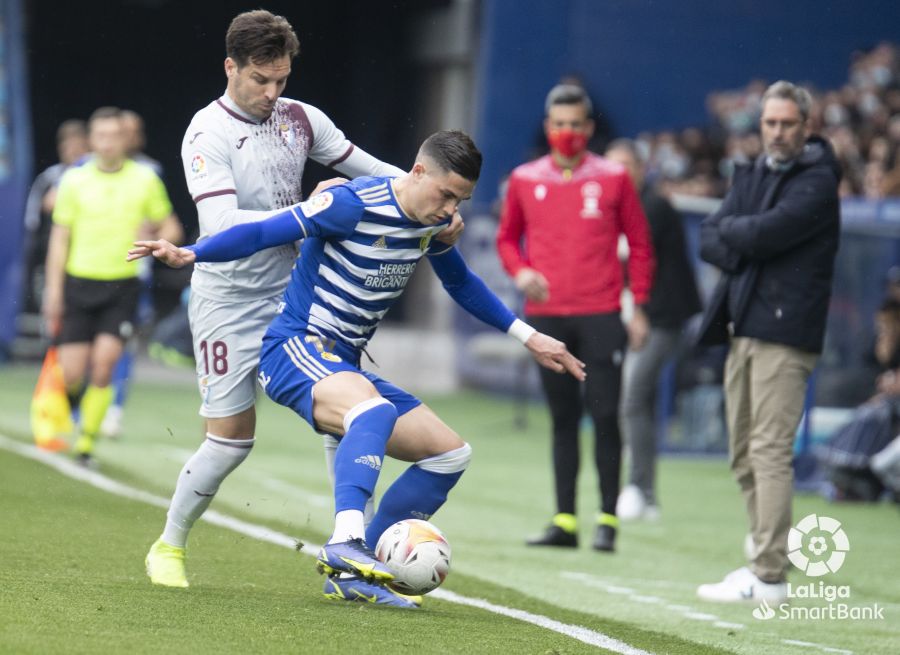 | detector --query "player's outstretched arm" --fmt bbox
[524,332,586,381]
[128,206,308,267]
[128,239,195,268]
